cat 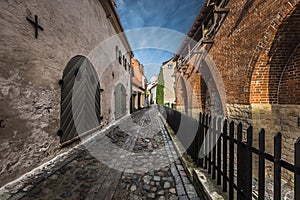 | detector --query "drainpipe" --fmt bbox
[129,56,133,114]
